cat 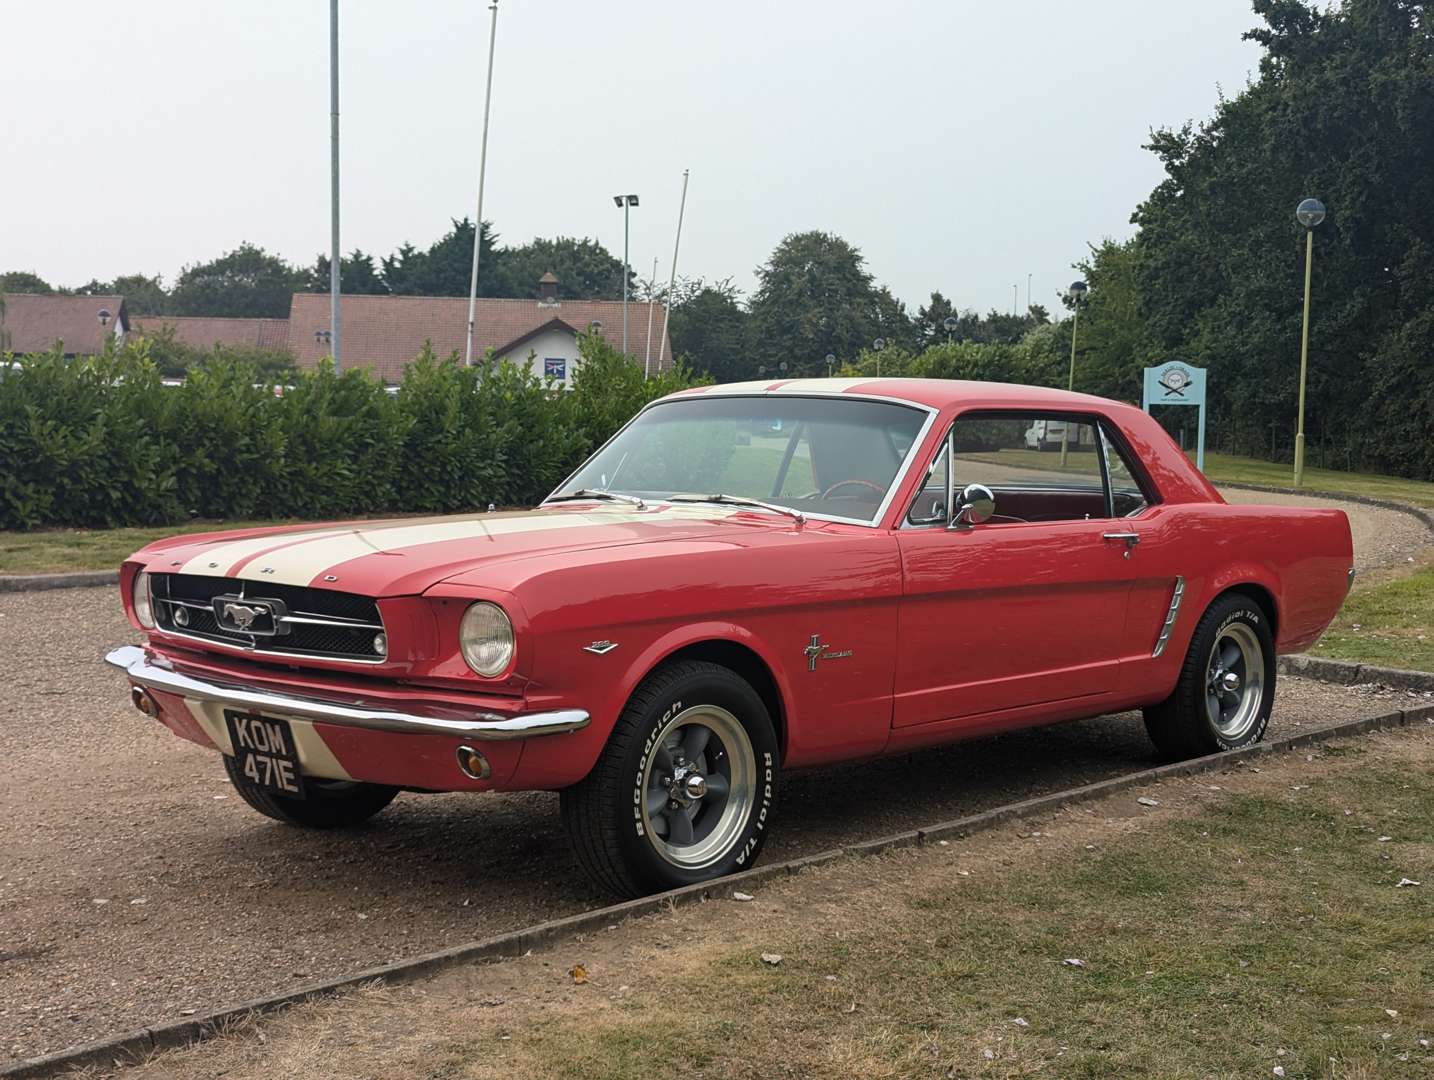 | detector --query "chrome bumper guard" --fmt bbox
[104,645,589,741]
